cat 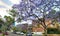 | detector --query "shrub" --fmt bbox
[47,28,60,34]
